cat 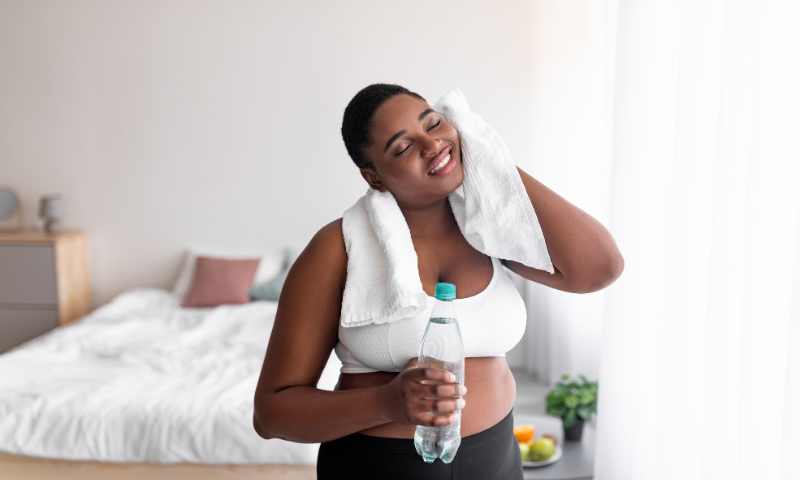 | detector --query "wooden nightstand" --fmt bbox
[0,231,92,354]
